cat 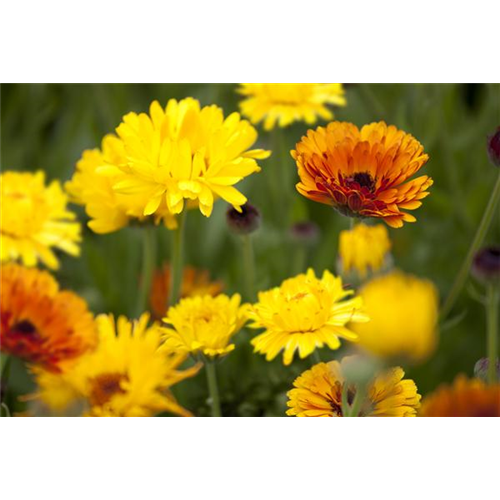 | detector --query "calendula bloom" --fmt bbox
[239,84,346,131]
[338,222,391,279]
[105,98,269,219]
[1,171,81,268]
[420,376,500,417]
[31,314,200,417]
[292,121,432,228]
[0,264,96,372]
[66,135,177,234]
[351,271,439,362]
[248,269,368,366]
[286,358,421,417]
[162,294,248,359]
[149,264,224,320]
